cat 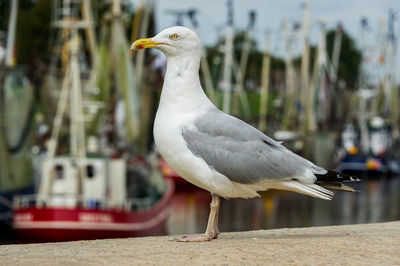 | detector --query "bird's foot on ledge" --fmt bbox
[176,232,218,242]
